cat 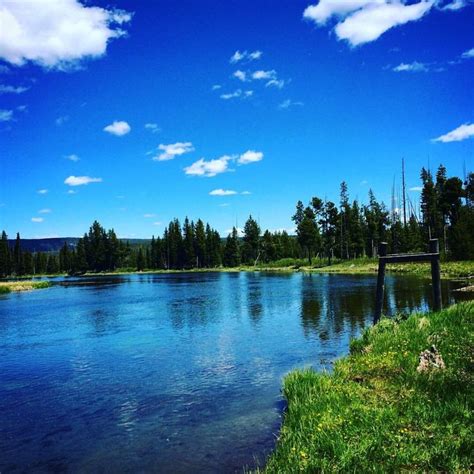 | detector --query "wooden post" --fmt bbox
[429,238,442,311]
[374,242,388,324]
